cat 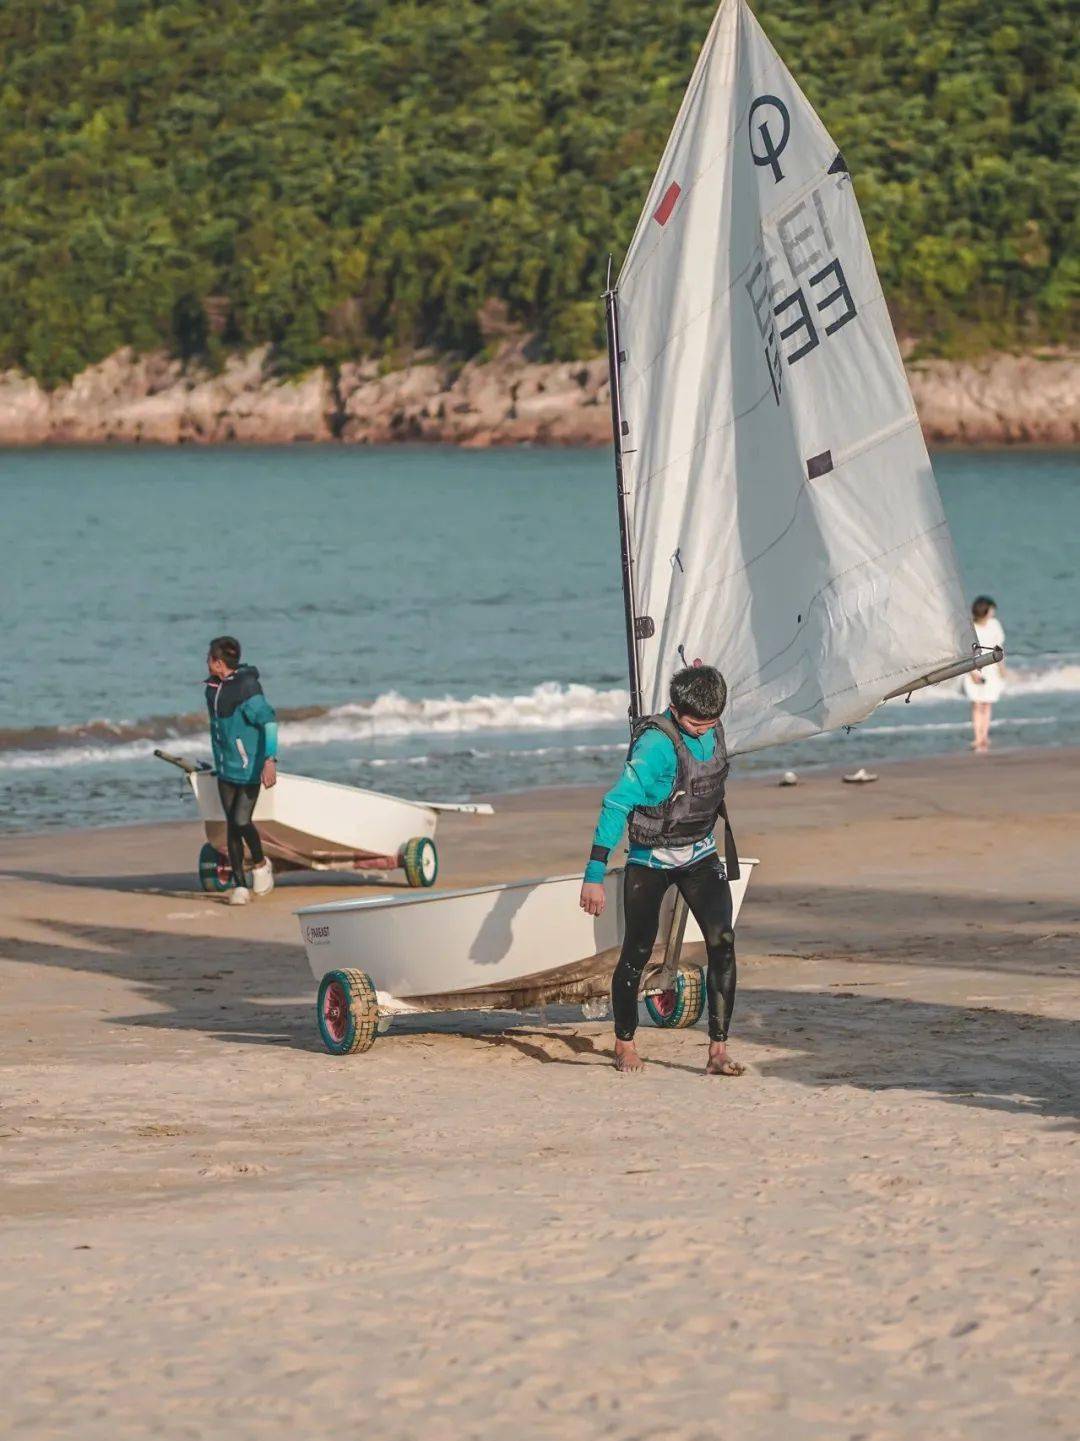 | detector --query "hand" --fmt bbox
[971,671,985,685]
[262,758,278,788]
[579,881,606,917]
